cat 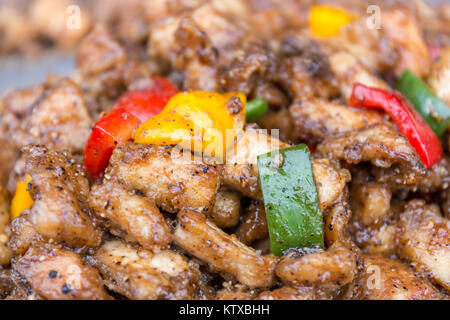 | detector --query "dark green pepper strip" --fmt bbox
[395,70,450,138]
[257,144,324,256]
[246,97,268,122]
